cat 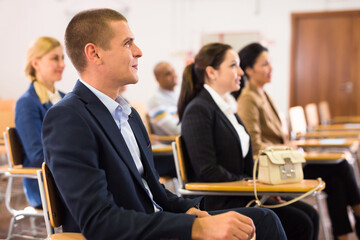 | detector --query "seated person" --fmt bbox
[147,61,179,178]
[147,61,180,136]
[42,8,287,240]
[179,42,318,240]
[15,36,65,208]
[235,42,360,240]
